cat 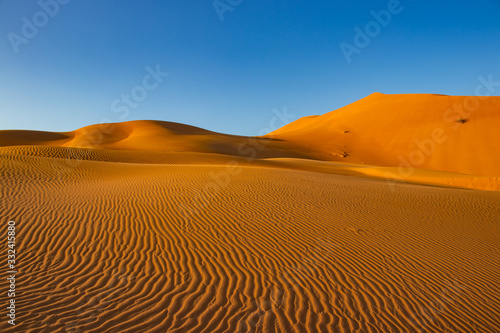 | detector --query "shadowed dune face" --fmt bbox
[0,120,324,160]
[266,93,500,177]
[0,130,72,147]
